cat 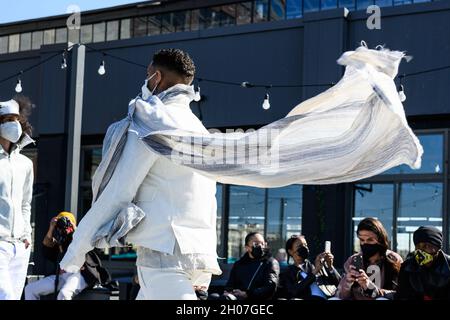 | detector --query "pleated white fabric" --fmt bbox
[138,44,422,187]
